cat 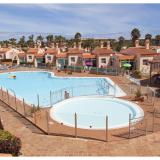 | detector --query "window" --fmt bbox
[47,56,51,60]
[143,59,149,65]
[71,57,75,62]
[101,58,106,63]
[28,56,32,59]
